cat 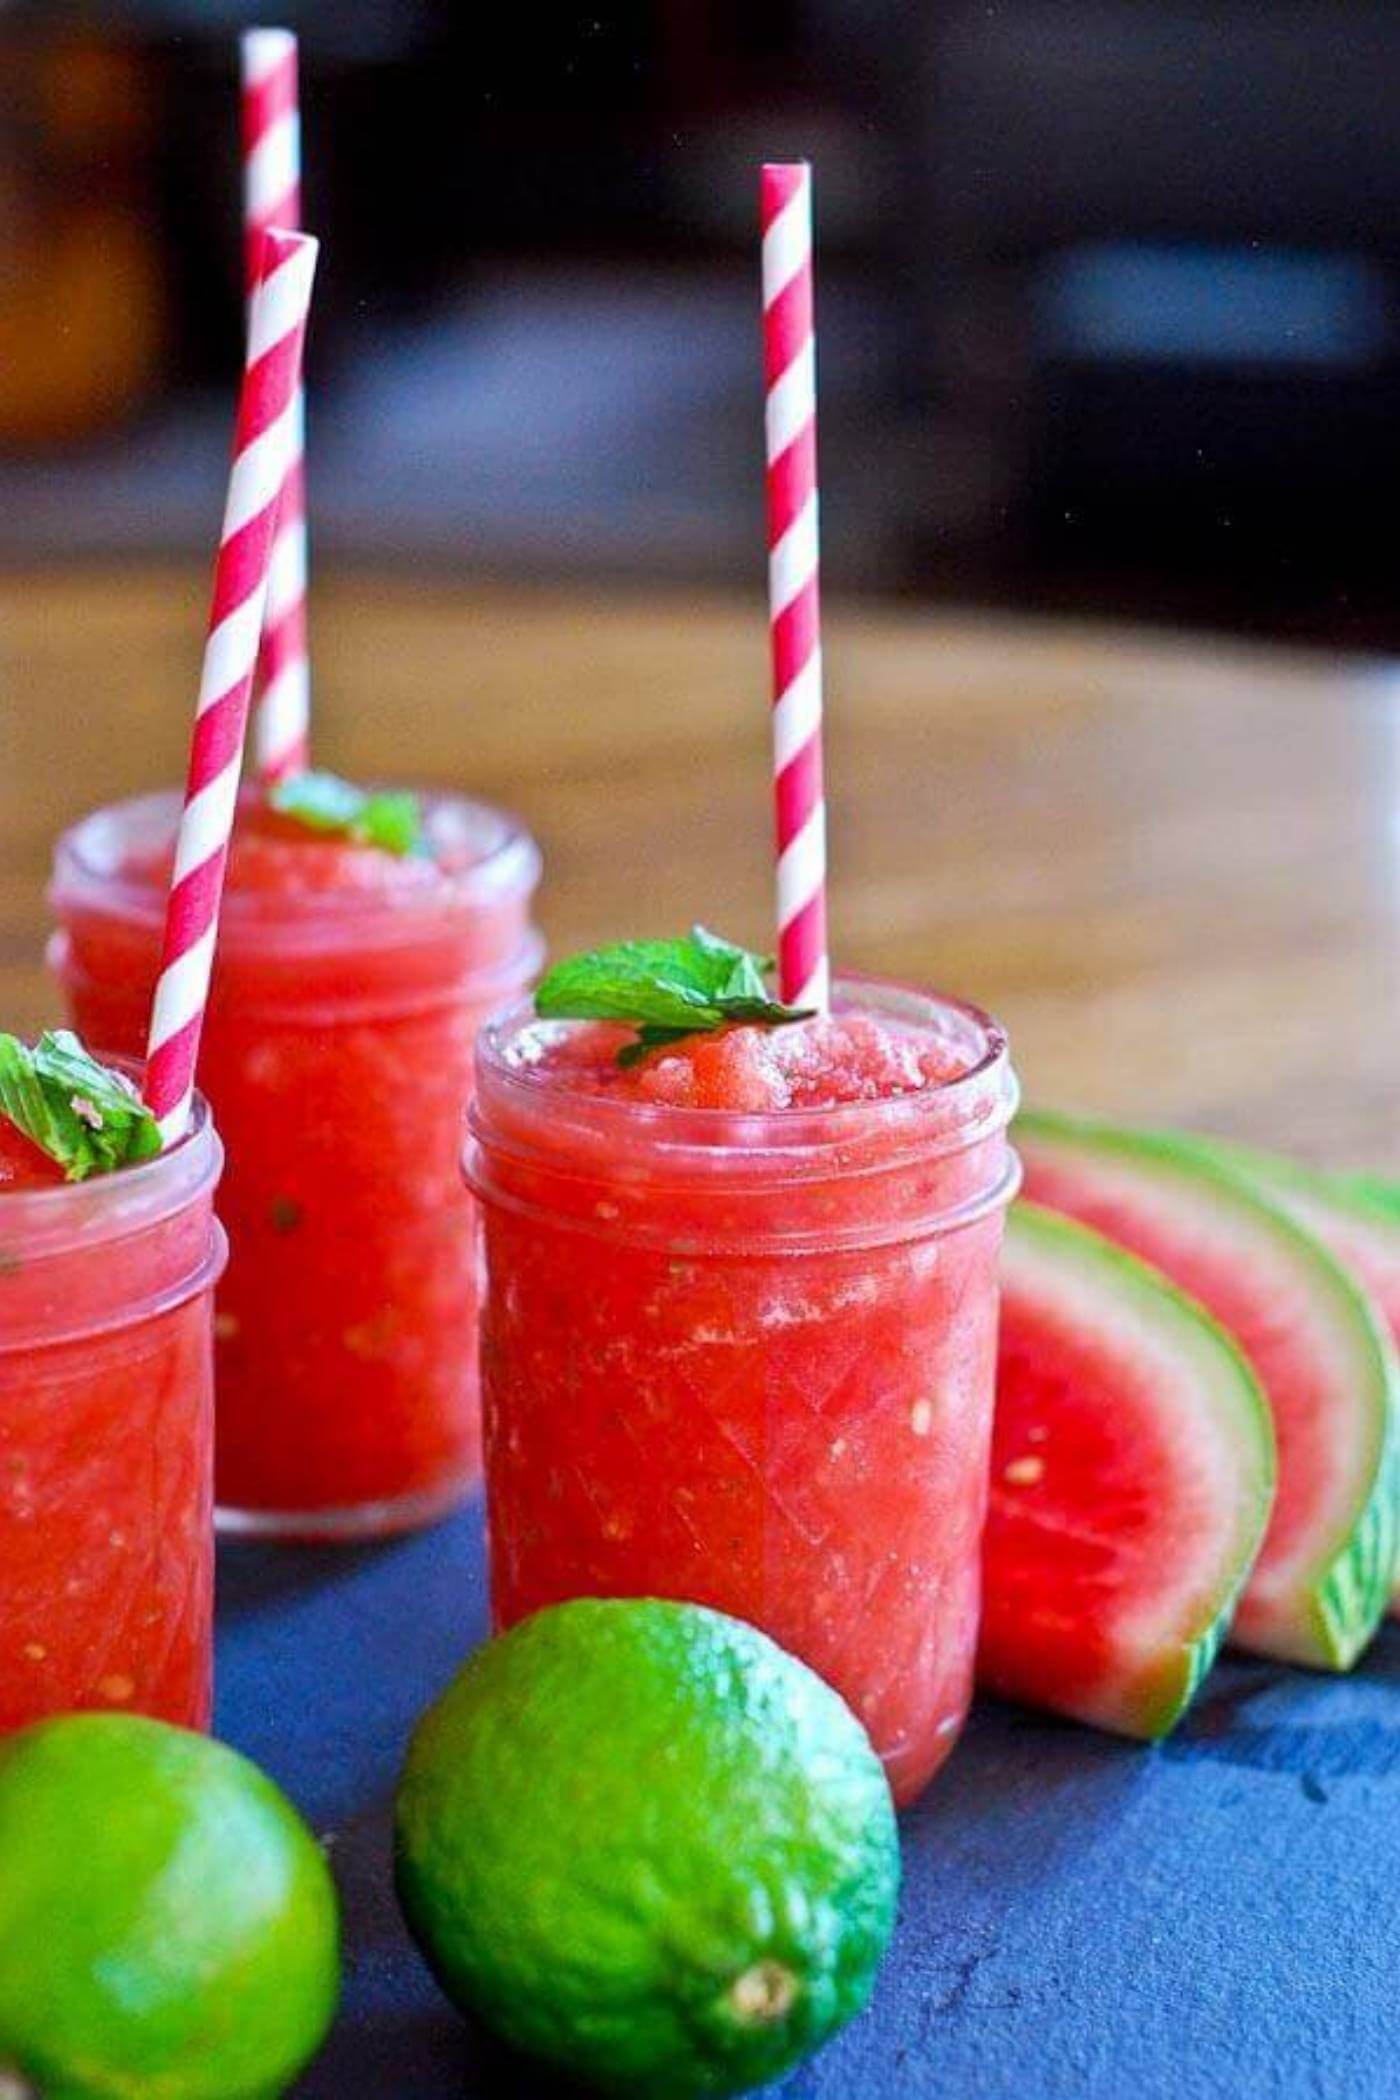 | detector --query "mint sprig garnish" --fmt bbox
[269,771,426,858]
[0,1032,162,1181]
[534,927,814,1066]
